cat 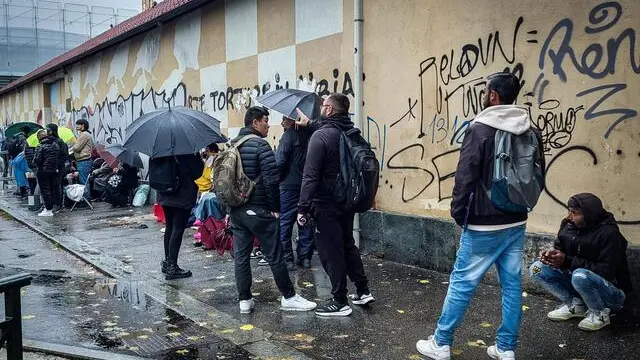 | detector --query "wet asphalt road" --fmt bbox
[1,193,640,359]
